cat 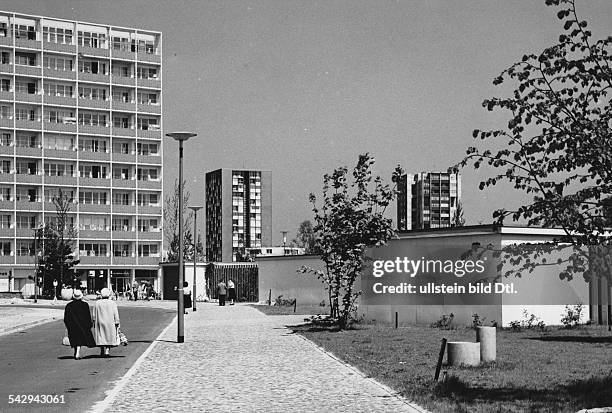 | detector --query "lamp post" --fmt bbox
[281,231,288,255]
[166,132,197,343]
[188,205,202,312]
